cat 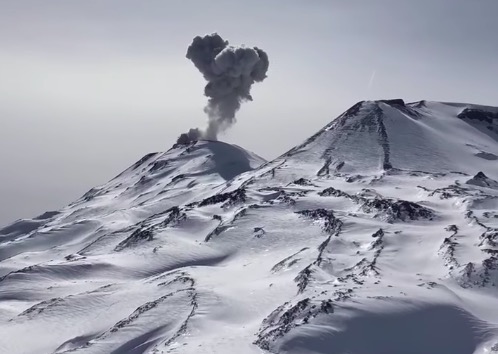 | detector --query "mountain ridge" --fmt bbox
[1,99,498,354]
[279,99,498,179]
